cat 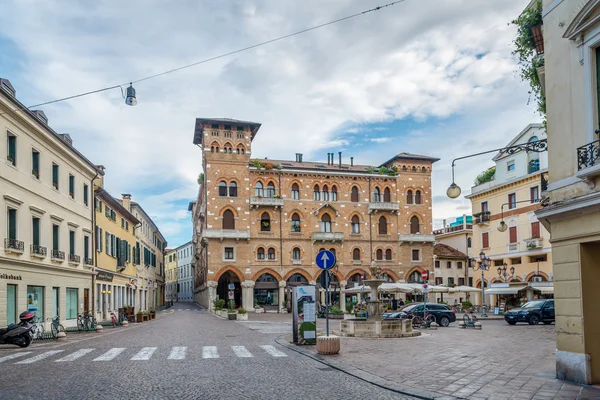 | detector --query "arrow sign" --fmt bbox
[316,250,336,270]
